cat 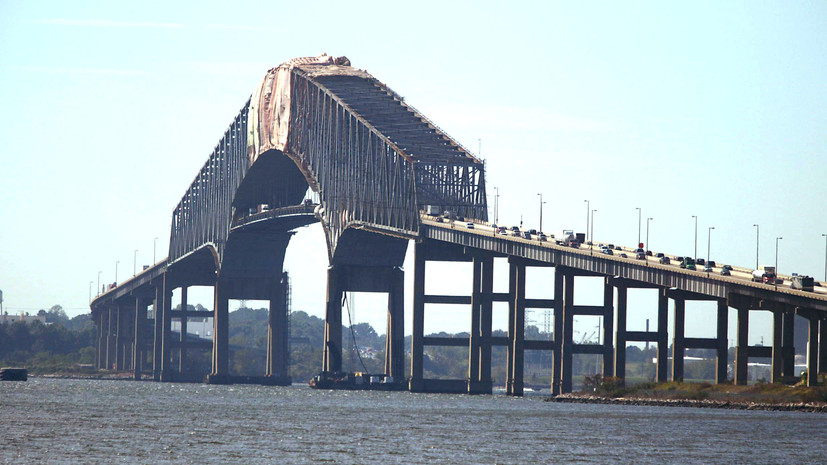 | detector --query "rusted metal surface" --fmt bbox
[169,55,487,267]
